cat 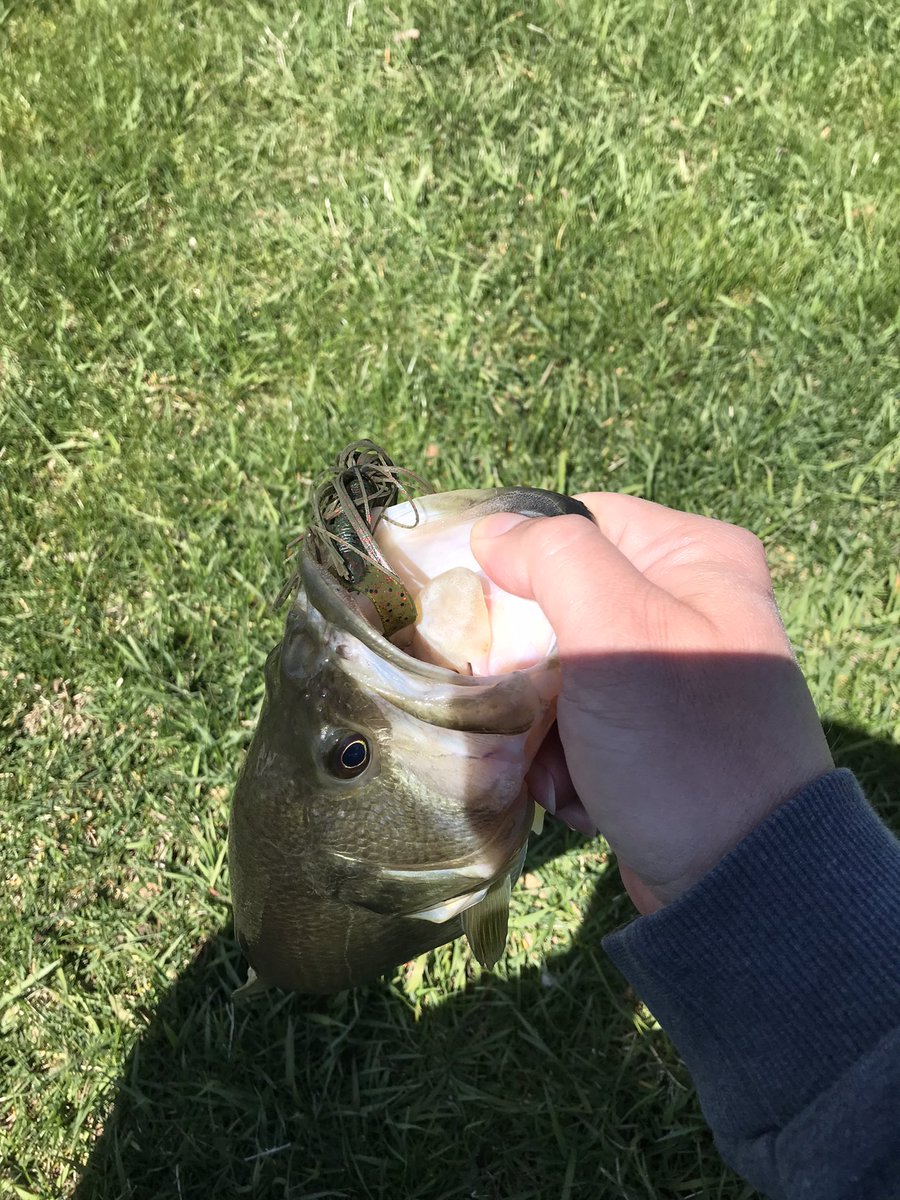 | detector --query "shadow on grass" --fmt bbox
[71,720,898,1200]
